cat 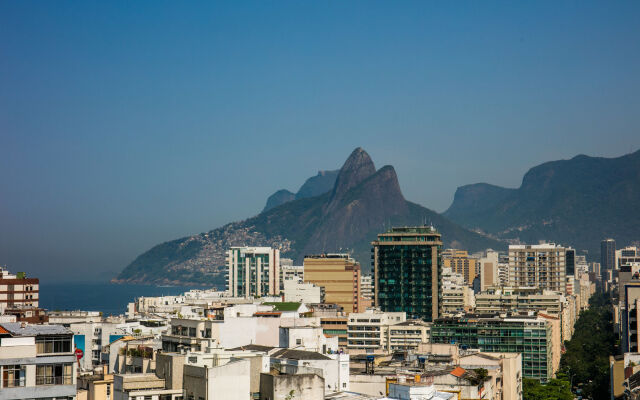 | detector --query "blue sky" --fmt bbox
[1,1,639,281]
